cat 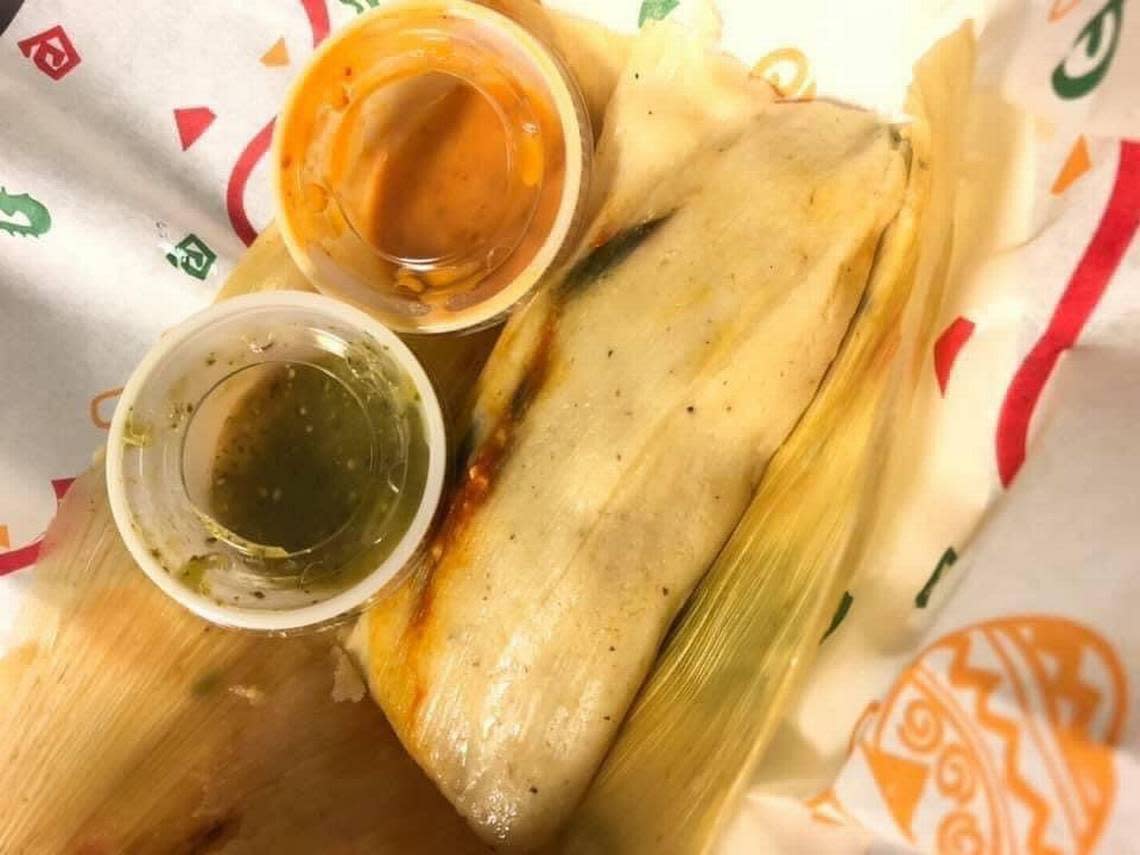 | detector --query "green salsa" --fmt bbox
[180,345,430,598]
[208,362,372,554]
